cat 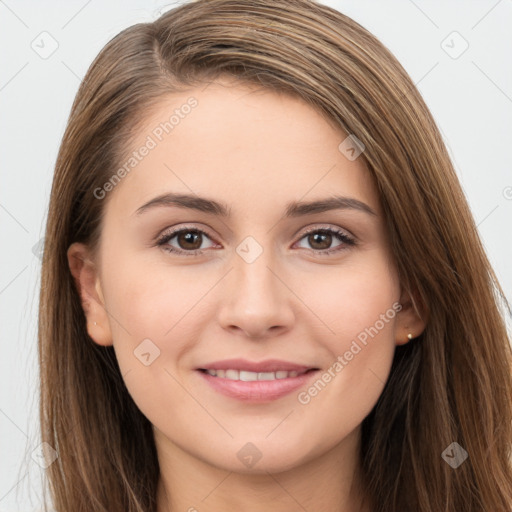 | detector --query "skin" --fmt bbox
[68,77,426,512]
